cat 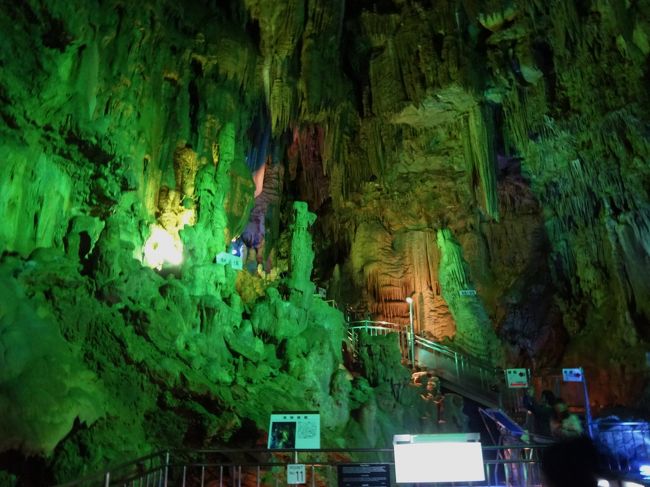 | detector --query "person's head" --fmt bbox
[554,399,569,419]
[541,389,556,405]
[426,377,440,394]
